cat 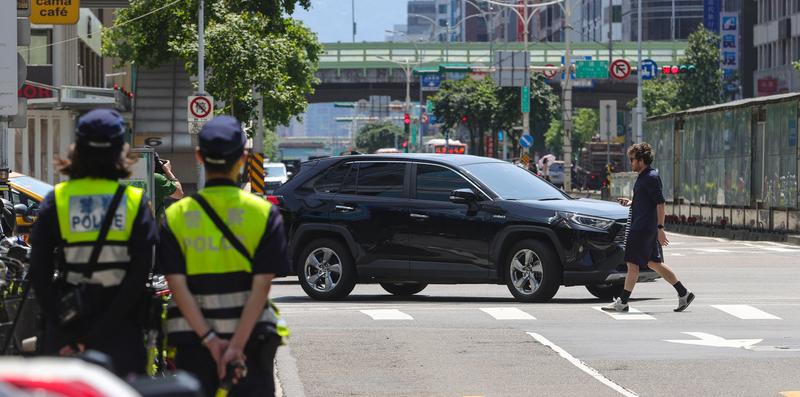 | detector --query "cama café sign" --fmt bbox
[30,0,80,25]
